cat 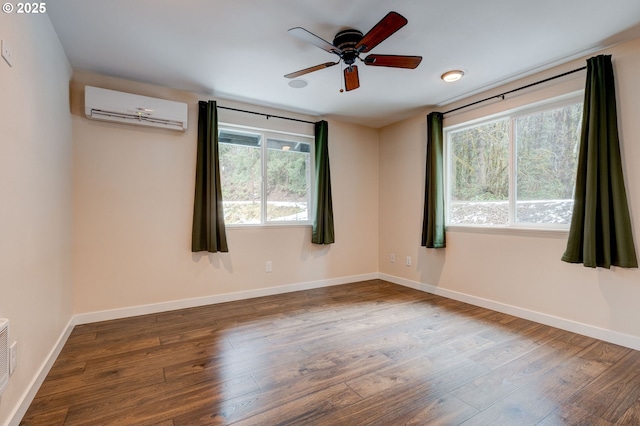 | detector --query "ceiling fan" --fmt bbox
[284,11,422,92]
